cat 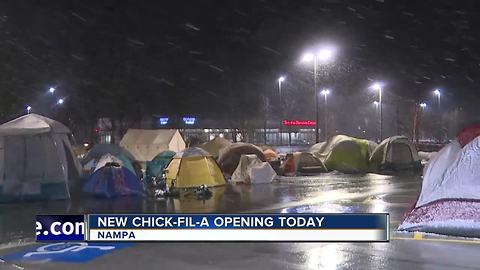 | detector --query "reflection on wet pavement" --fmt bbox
[0,173,422,244]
